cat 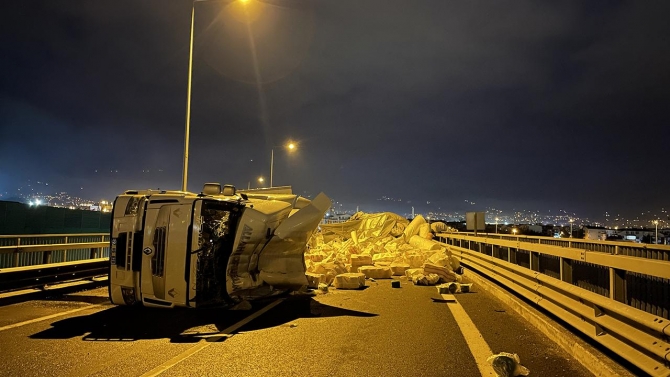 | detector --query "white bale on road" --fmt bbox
[333,273,366,289]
